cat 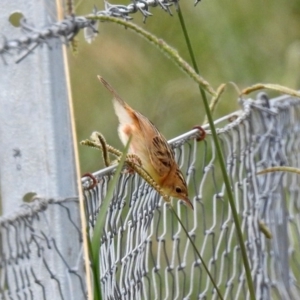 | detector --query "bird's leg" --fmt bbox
[126,154,142,166]
[122,153,142,174]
